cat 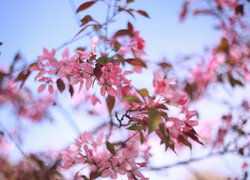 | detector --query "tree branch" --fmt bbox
[147,149,236,171]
